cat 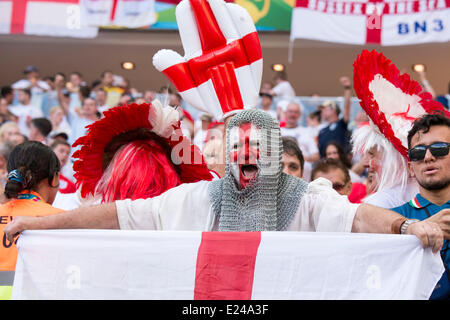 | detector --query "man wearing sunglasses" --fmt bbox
[392,113,450,300]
